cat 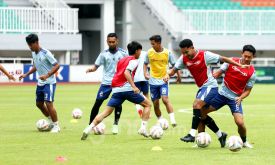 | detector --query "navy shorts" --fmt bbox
[96,84,112,100]
[150,83,169,101]
[134,81,149,95]
[196,87,218,105]
[107,91,145,107]
[209,93,243,114]
[36,84,56,102]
